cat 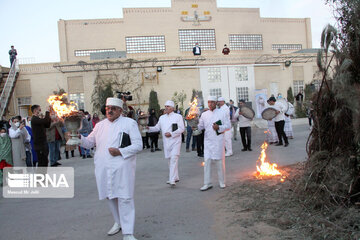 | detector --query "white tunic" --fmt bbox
[234,109,252,128]
[148,112,185,158]
[81,116,142,200]
[273,102,286,122]
[198,109,231,160]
